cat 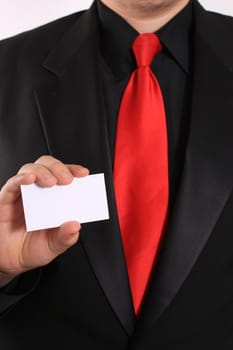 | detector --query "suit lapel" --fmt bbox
[140,0,233,325]
[34,3,135,335]
[32,0,233,332]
